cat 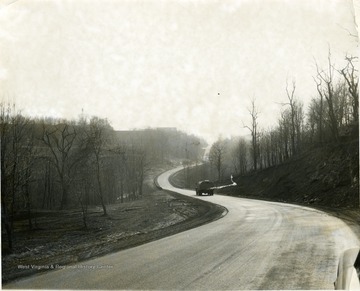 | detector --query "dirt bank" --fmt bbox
[173,139,359,209]
[171,140,360,239]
